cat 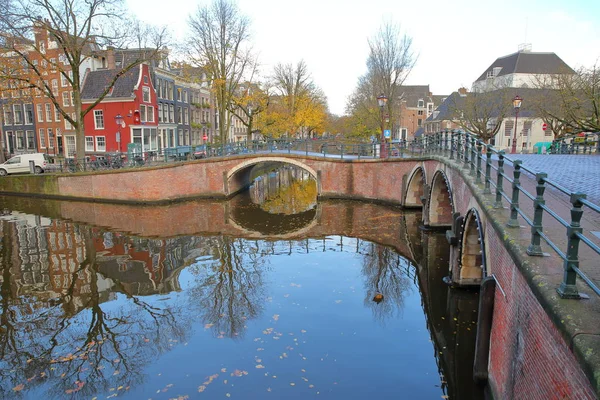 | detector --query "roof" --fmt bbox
[396,85,431,107]
[81,65,140,100]
[475,51,575,82]
[426,92,464,122]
